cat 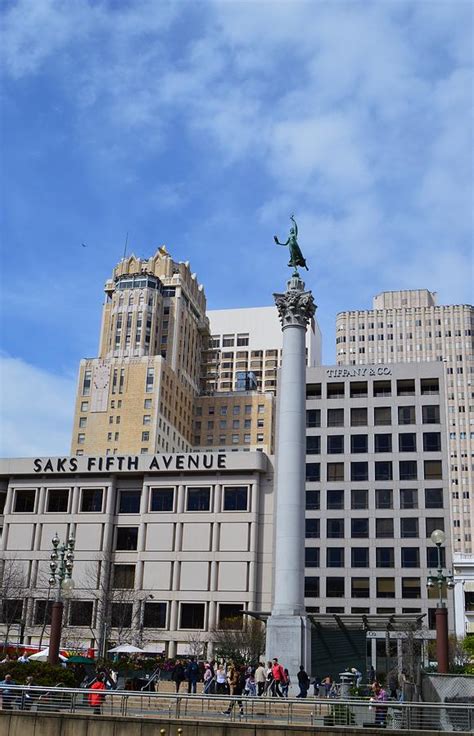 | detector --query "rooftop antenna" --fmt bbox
[122,231,129,259]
